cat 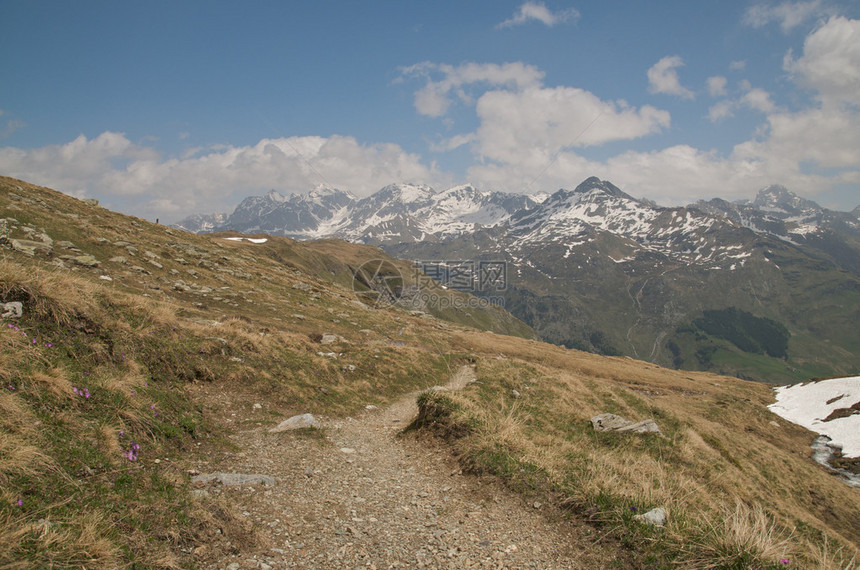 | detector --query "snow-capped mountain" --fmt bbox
[174,176,860,383]
[178,182,539,243]
[172,212,229,233]
[502,177,755,268]
[694,185,860,242]
[693,185,860,274]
